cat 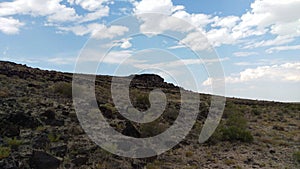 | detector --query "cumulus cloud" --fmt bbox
[133,0,300,50]
[236,0,300,47]
[138,14,195,35]
[172,10,215,30]
[120,39,132,49]
[0,0,80,22]
[1,0,299,53]
[203,62,300,86]
[212,16,240,29]
[0,17,24,34]
[180,31,212,51]
[177,0,300,49]
[133,0,215,39]
[134,0,184,15]
[59,23,129,39]
[0,0,110,35]
[67,0,110,23]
